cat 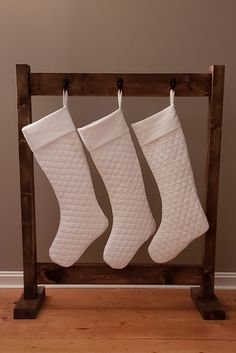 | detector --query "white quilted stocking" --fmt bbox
[78,92,156,269]
[132,90,209,263]
[22,91,108,267]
